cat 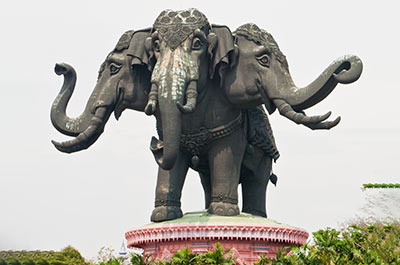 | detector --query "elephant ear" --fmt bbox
[127,28,154,92]
[114,28,153,113]
[208,25,236,80]
[127,28,155,72]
